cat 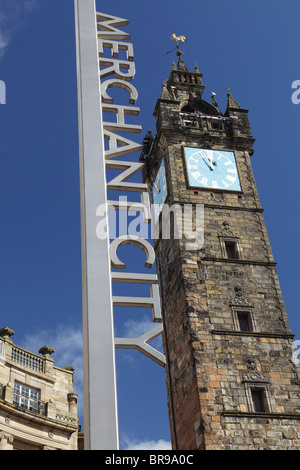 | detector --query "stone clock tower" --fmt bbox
[140,53,300,450]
